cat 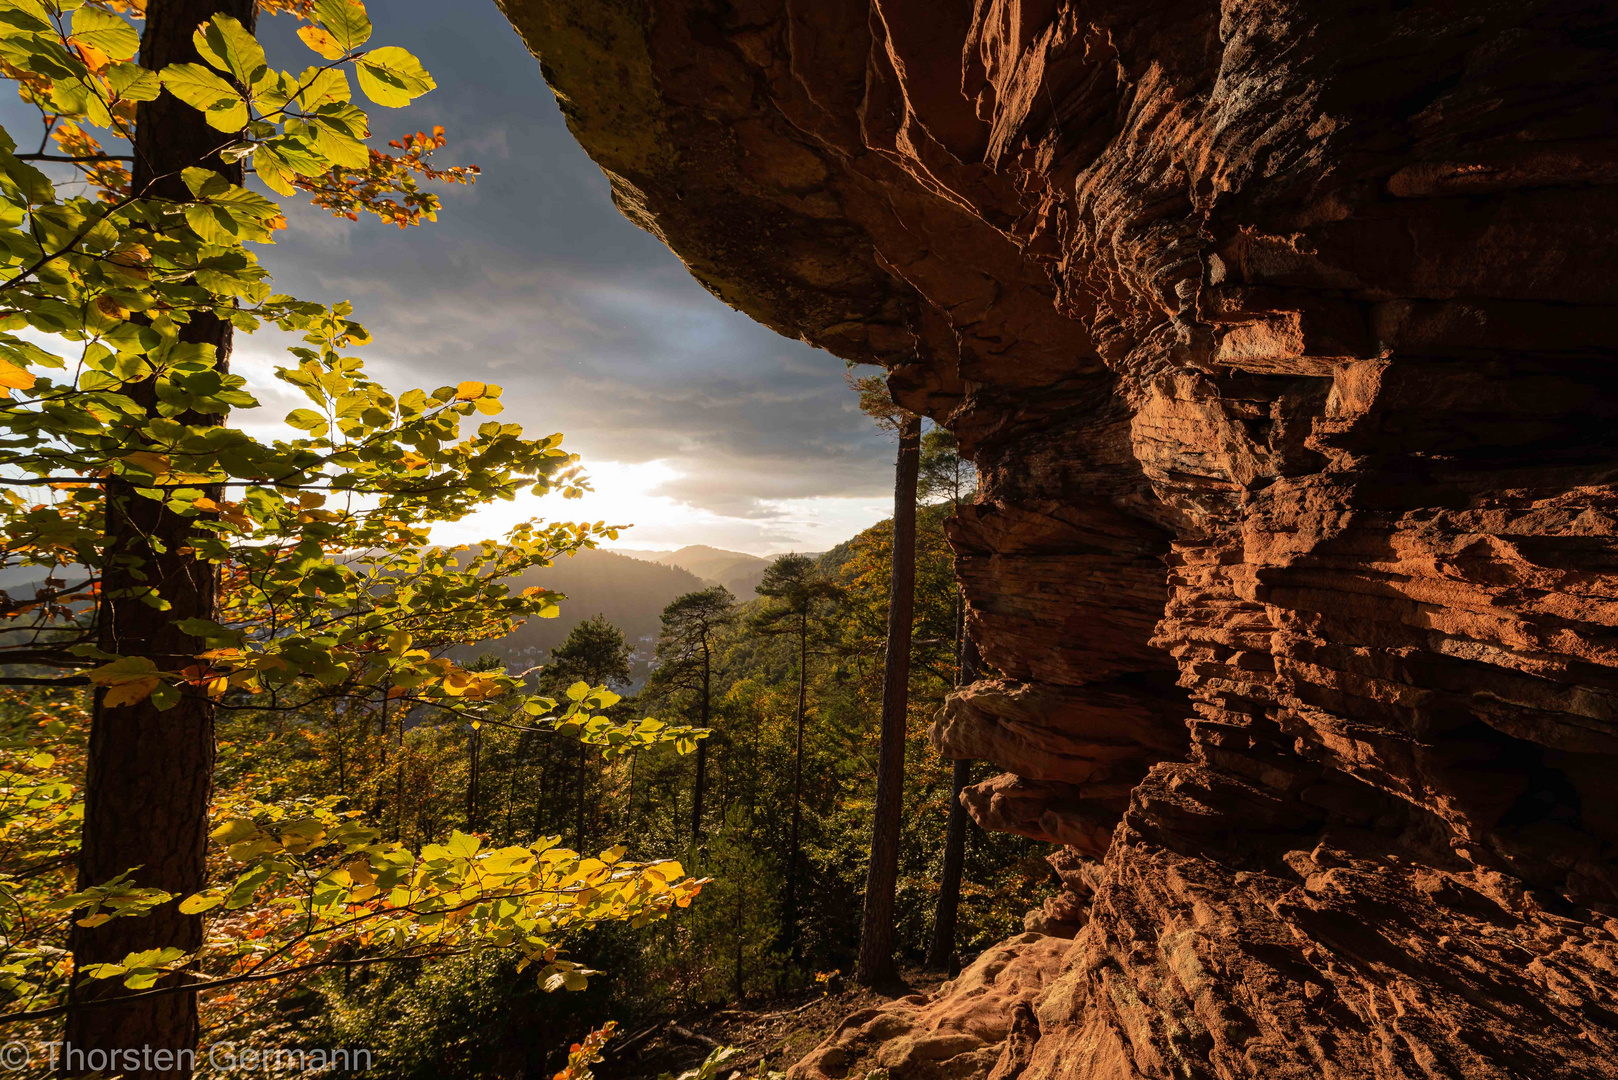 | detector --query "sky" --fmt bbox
[233,1,895,556]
